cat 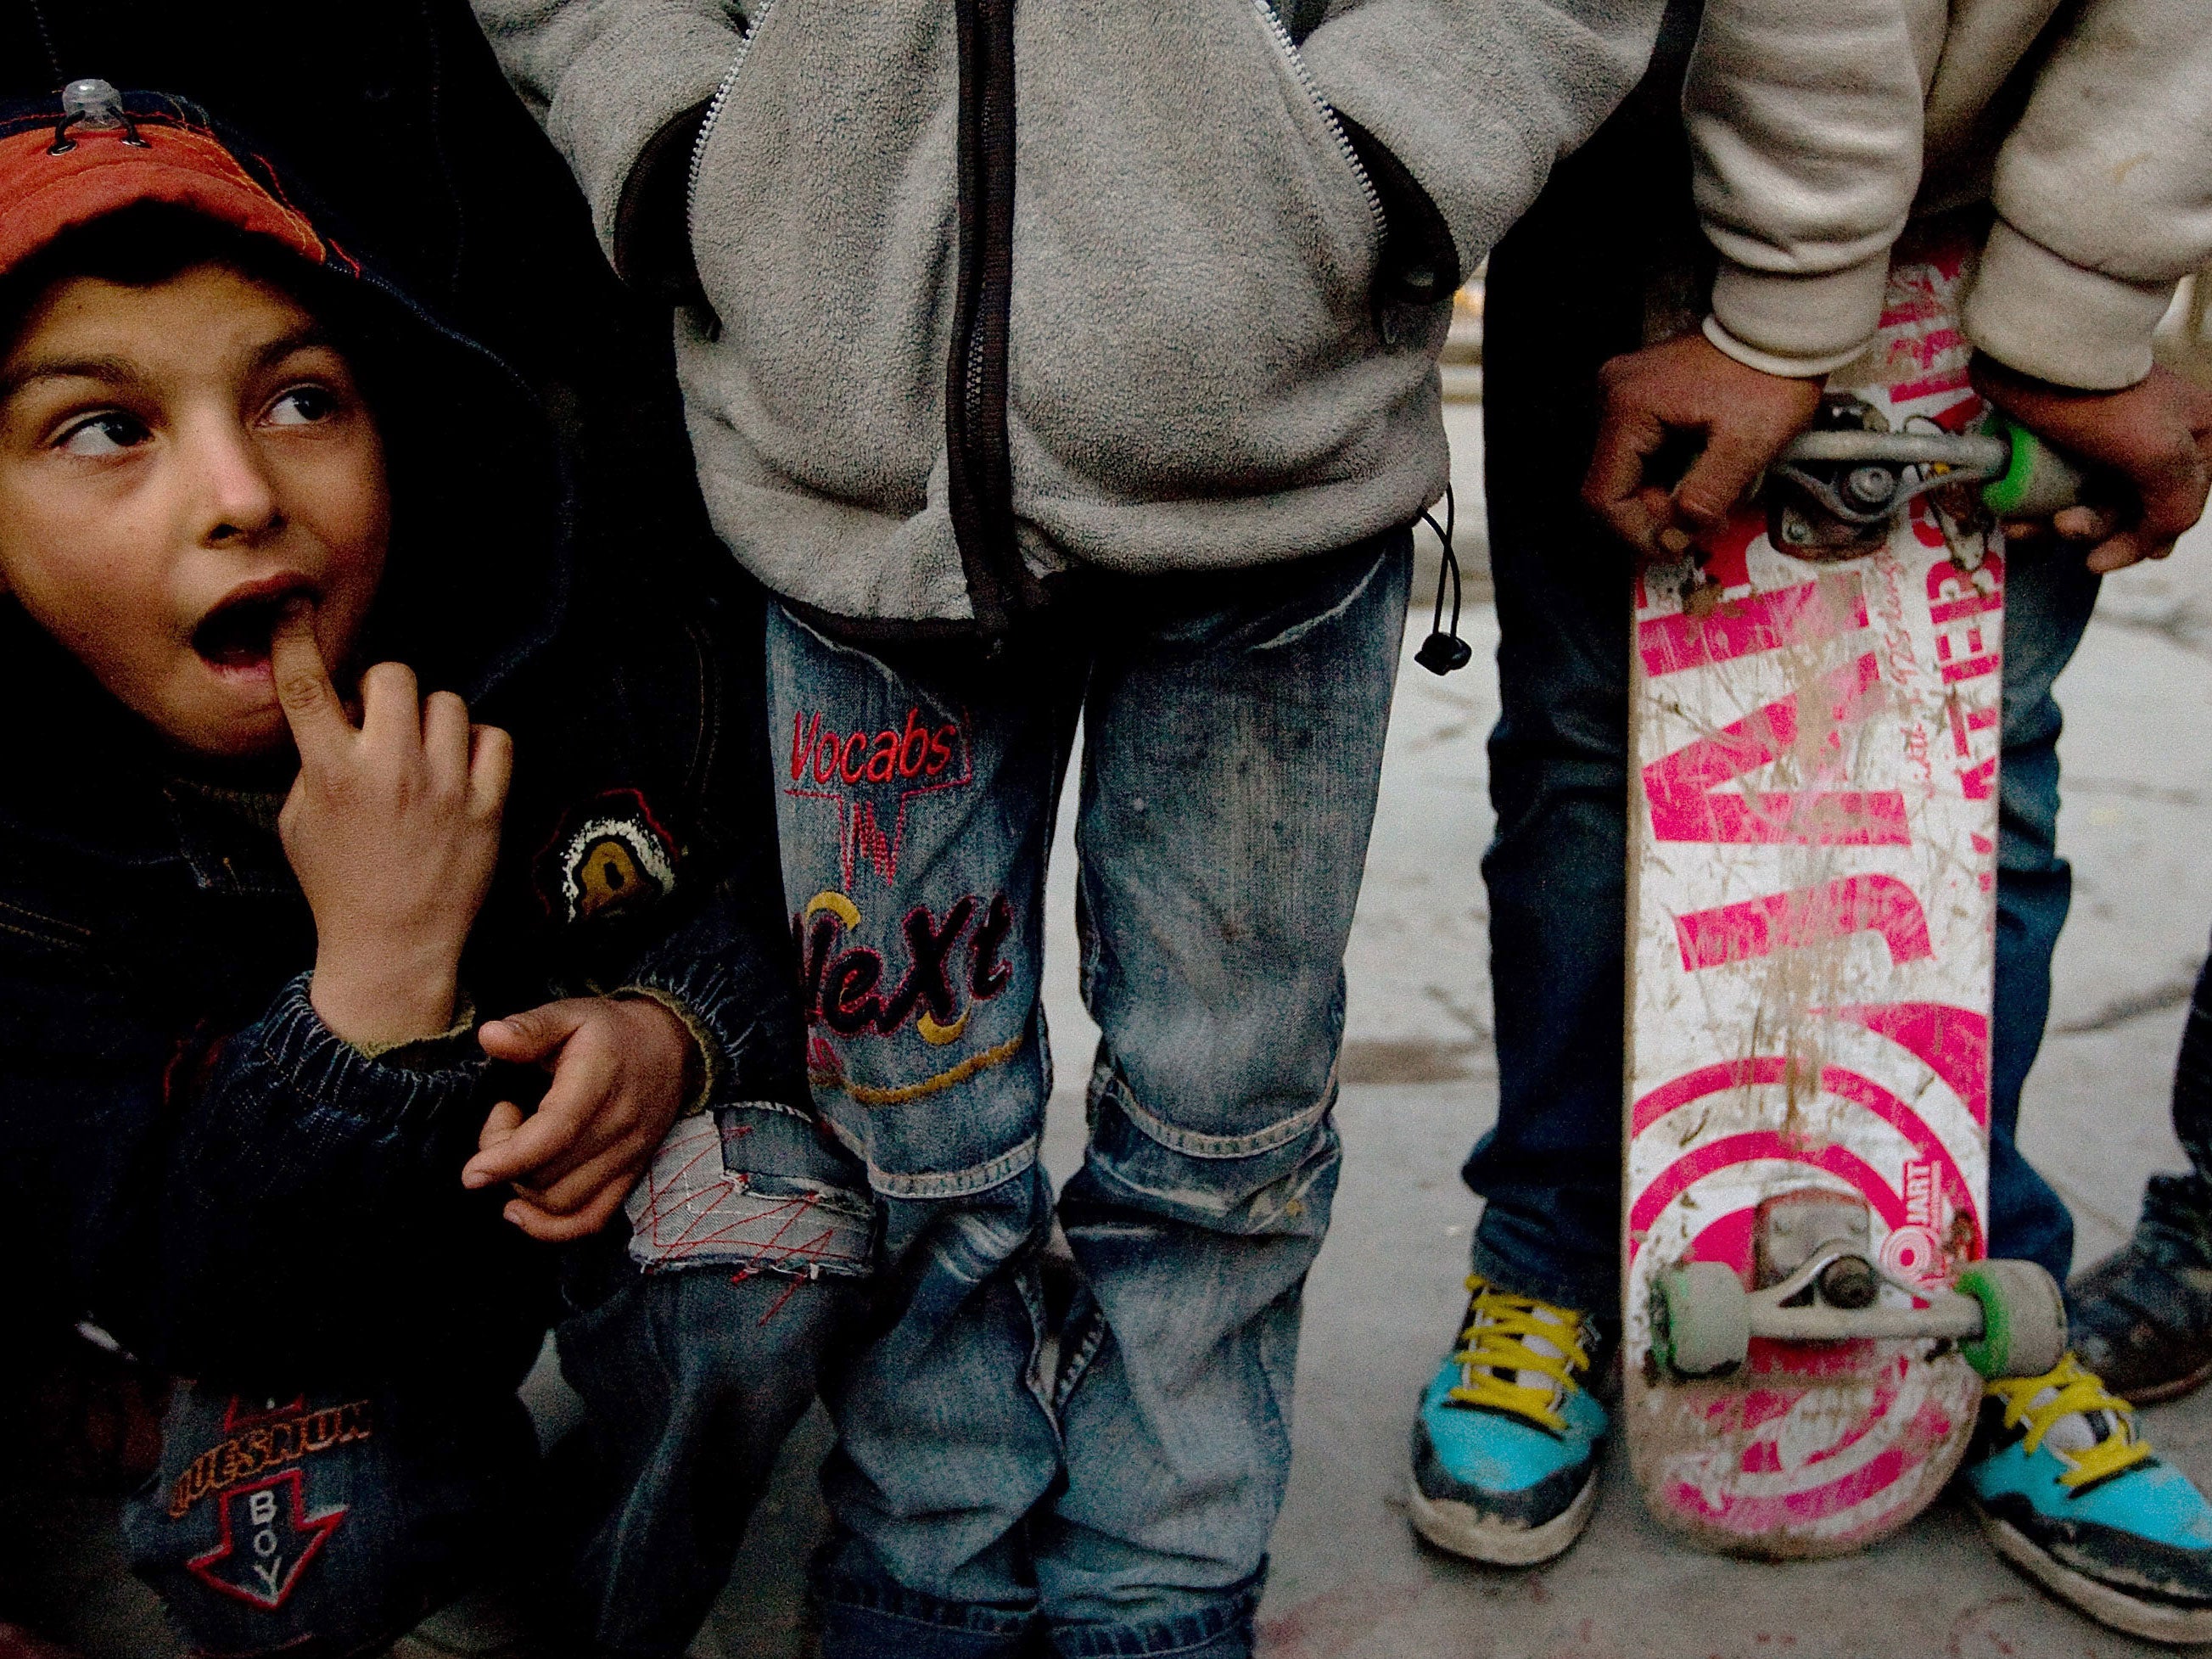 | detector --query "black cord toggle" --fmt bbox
[1414,485,1471,675]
